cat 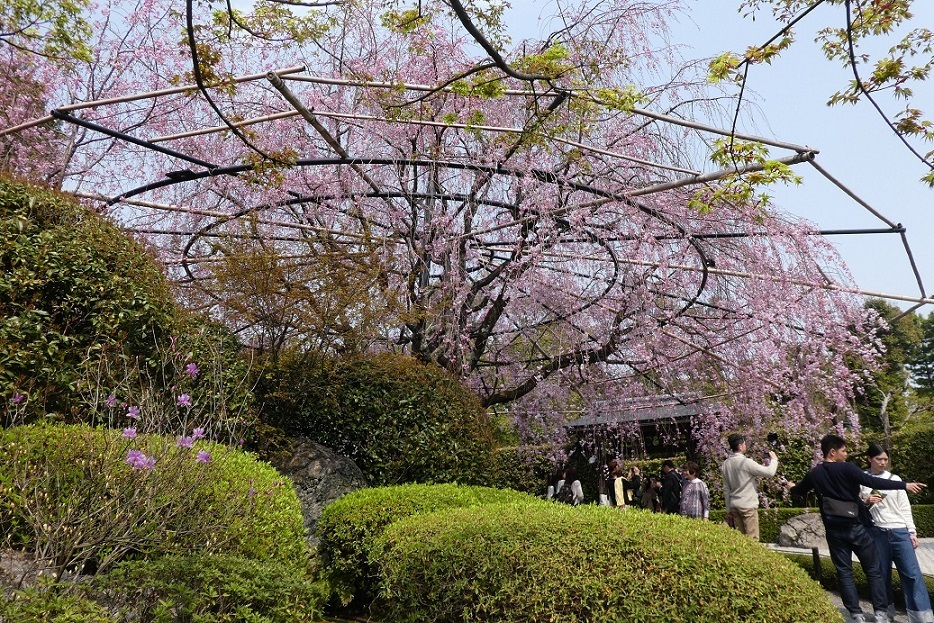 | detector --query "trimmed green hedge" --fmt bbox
[316,483,535,606]
[783,552,934,606]
[86,554,326,622]
[482,445,554,495]
[0,175,176,422]
[895,422,934,505]
[257,352,495,486]
[709,506,934,542]
[0,424,307,574]
[374,503,842,623]
[1,554,326,623]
